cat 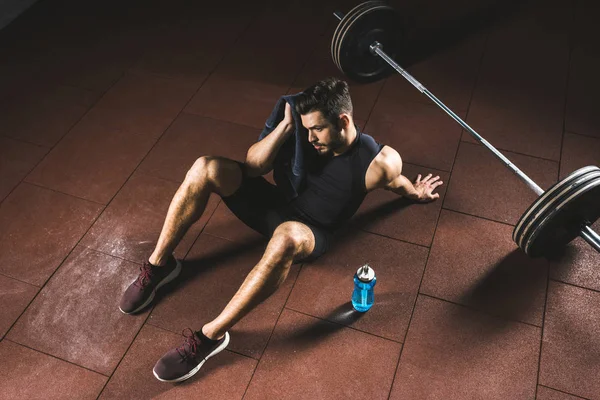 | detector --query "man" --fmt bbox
[119,77,442,382]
